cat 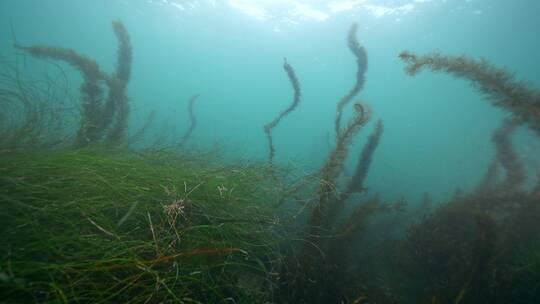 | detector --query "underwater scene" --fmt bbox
[1,0,540,303]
